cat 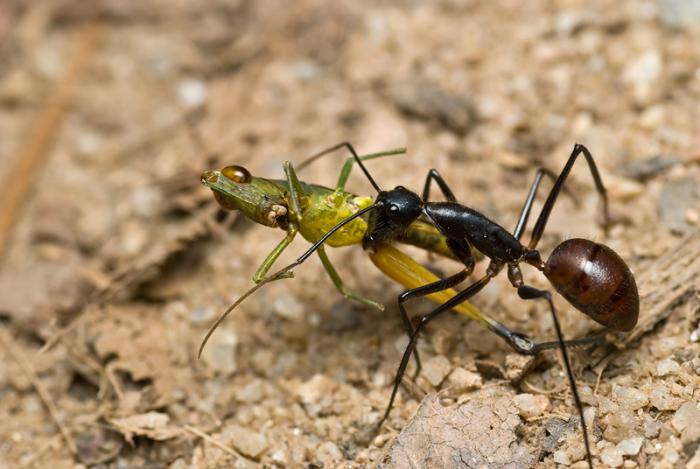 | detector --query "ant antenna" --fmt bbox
[198,203,379,357]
